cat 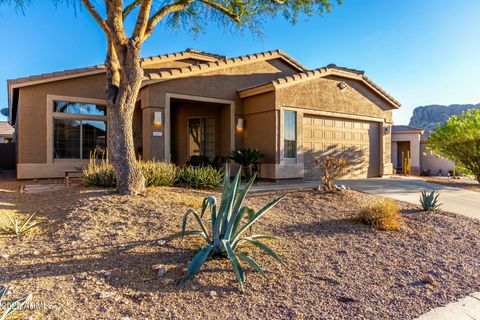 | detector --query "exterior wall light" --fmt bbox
[236,118,244,131]
[338,81,348,91]
[153,111,162,127]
